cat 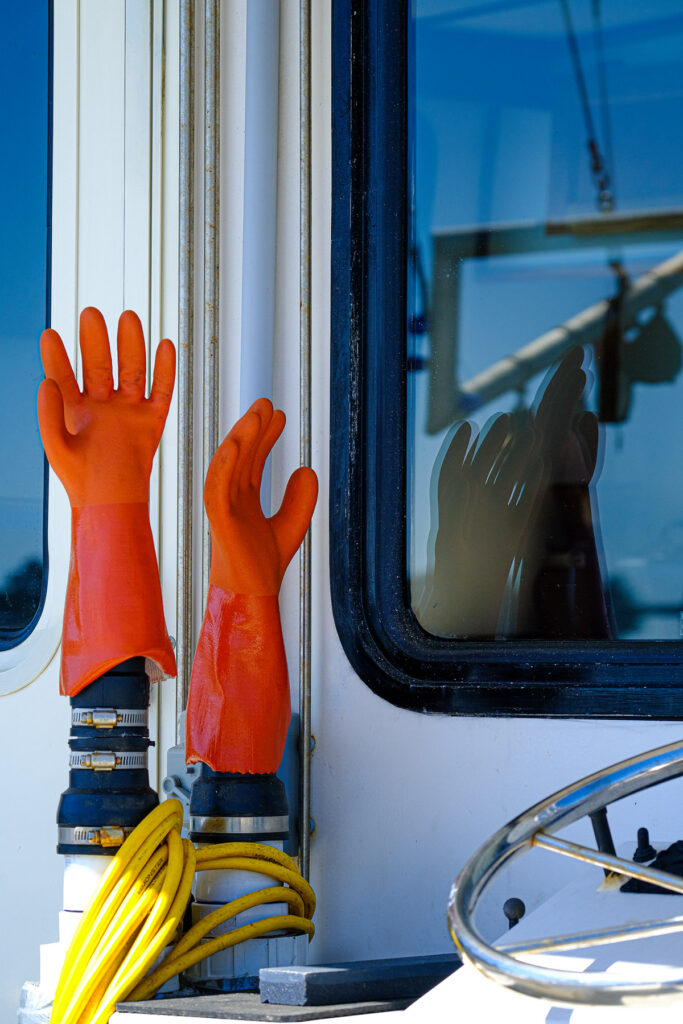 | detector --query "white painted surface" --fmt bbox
[408,963,683,1023]
[4,2,683,1023]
